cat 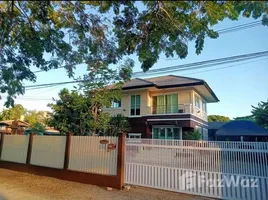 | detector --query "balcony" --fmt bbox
[148,104,207,121]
